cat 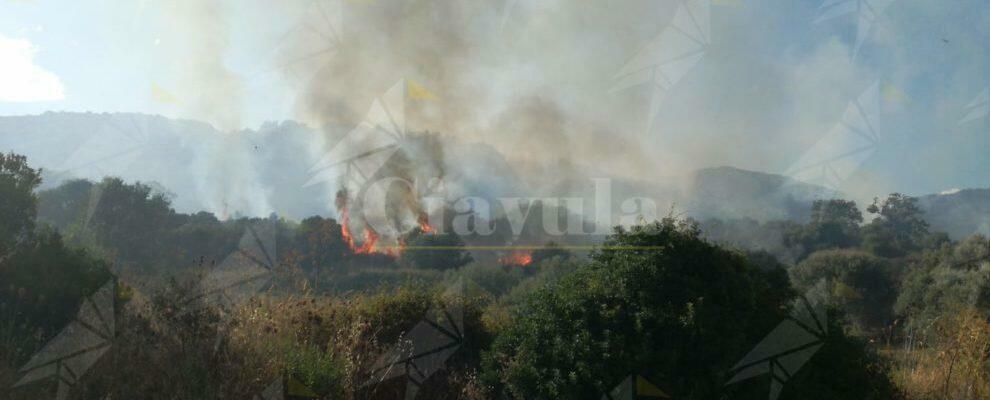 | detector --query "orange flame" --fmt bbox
[337,190,434,257]
[354,228,380,254]
[499,251,533,266]
[419,221,434,234]
[340,210,355,249]
[418,213,434,234]
[339,205,384,255]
